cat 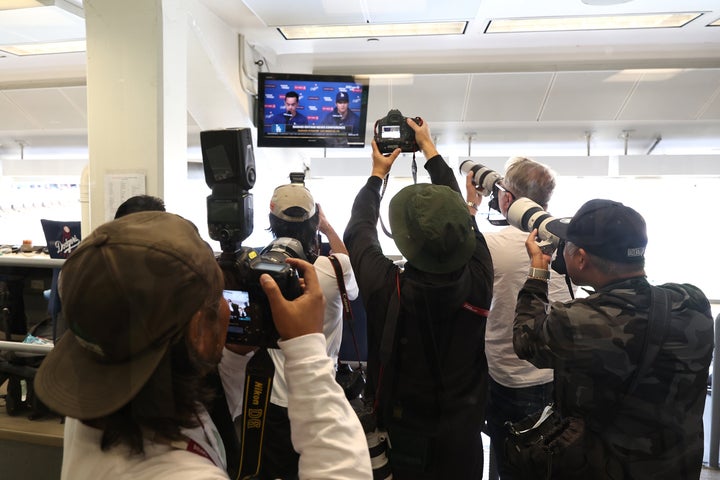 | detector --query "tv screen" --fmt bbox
[257,72,370,148]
